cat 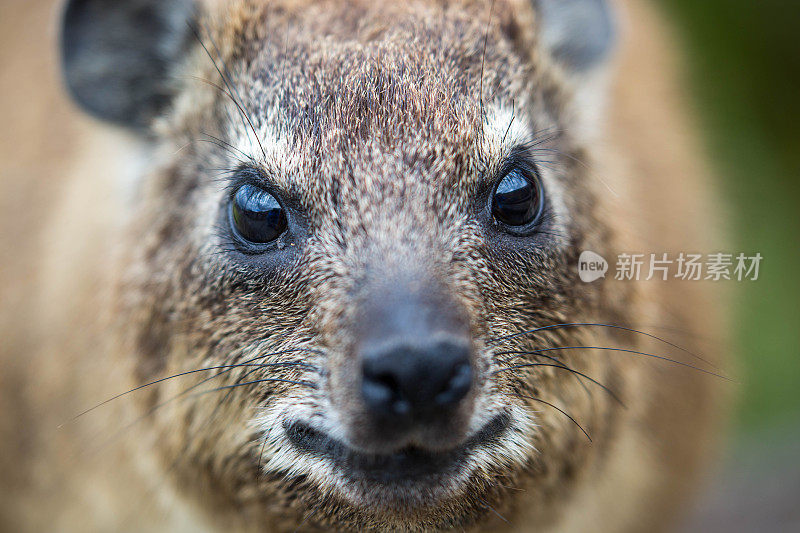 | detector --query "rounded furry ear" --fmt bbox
[60,0,195,132]
[536,0,616,72]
